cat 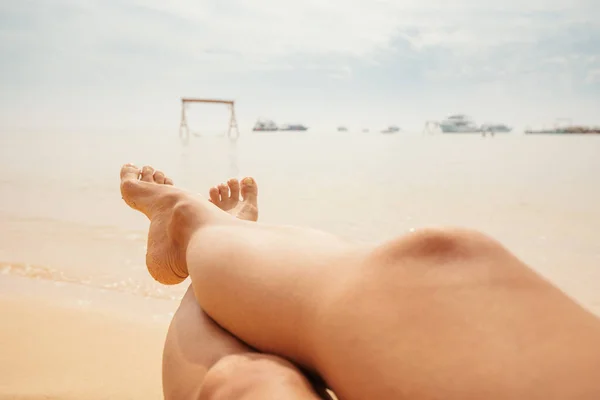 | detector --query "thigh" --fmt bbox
[314,228,600,399]
[162,285,251,399]
[163,286,335,400]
